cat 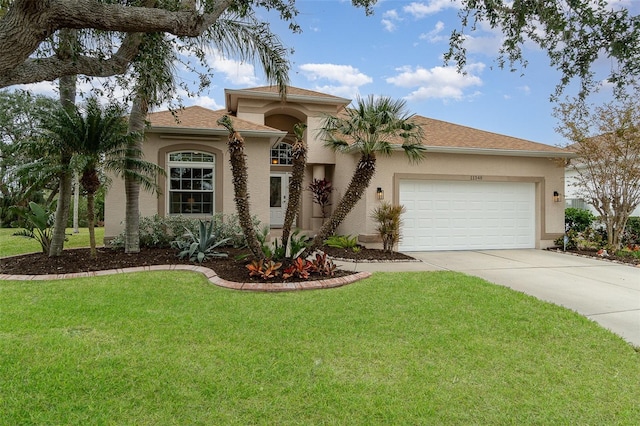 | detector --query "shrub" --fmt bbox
[565,208,596,233]
[172,220,229,263]
[110,213,259,249]
[622,217,640,246]
[282,257,312,280]
[308,178,333,218]
[11,201,54,253]
[246,259,282,279]
[324,234,358,249]
[371,202,406,253]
